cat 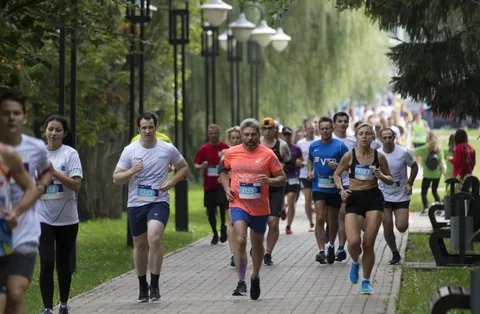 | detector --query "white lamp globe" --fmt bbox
[200,0,232,27]
[229,12,255,42]
[218,31,228,51]
[271,27,291,52]
[250,19,276,47]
